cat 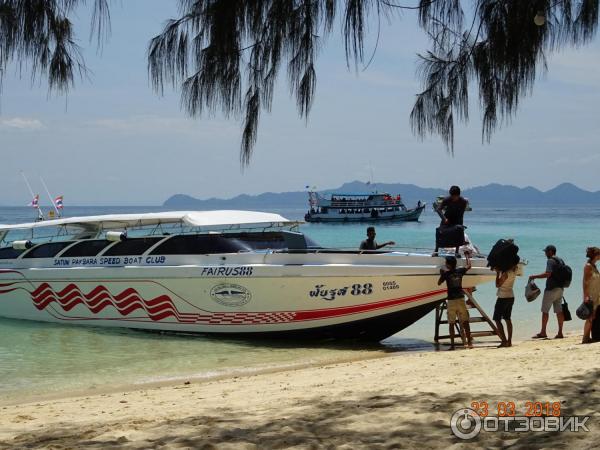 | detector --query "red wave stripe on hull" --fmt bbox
[30,283,184,321]
[1,281,446,326]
